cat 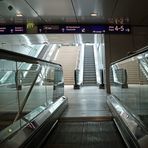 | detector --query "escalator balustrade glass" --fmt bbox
[0,49,64,140]
[110,48,148,128]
